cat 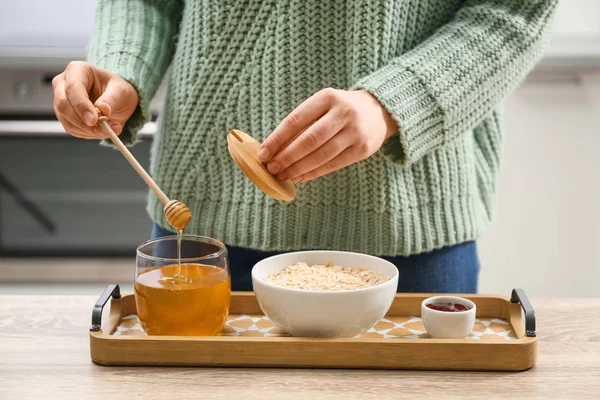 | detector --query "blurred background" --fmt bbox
[0,1,598,297]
